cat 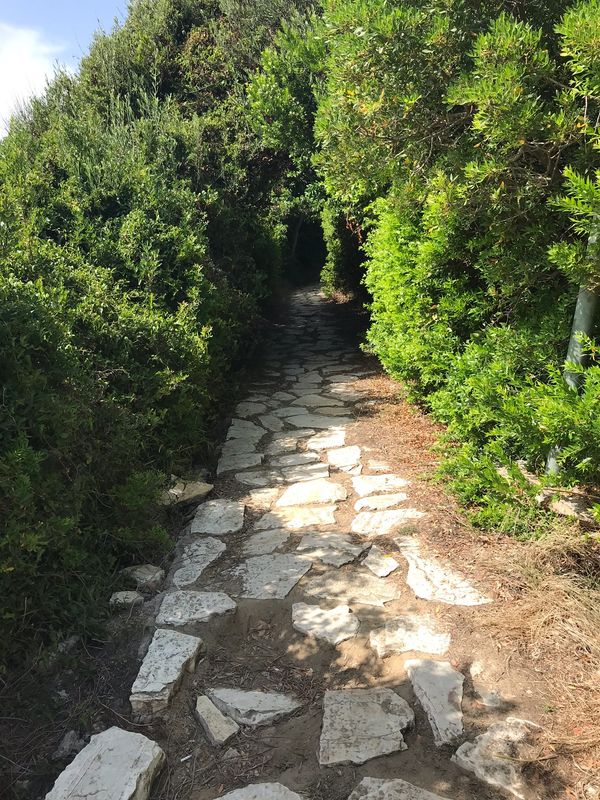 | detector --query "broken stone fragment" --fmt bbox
[406,659,464,746]
[195,695,240,745]
[363,545,399,577]
[347,777,452,800]
[121,564,165,593]
[45,727,165,800]
[157,591,237,626]
[292,603,359,644]
[319,688,414,765]
[130,628,204,718]
[110,591,144,610]
[215,784,304,800]
[237,554,311,599]
[396,537,492,606]
[217,452,263,475]
[452,718,542,799]
[172,538,226,588]
[370,614,450,658]
[191,499,245,536]
[206,688,302,727]
[355,492,408,512]
[162,478,213,506]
